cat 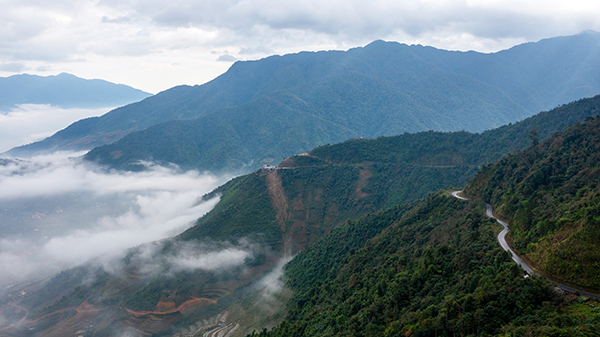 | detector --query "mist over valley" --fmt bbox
[0,152,227,288]
[0,20,600,336]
